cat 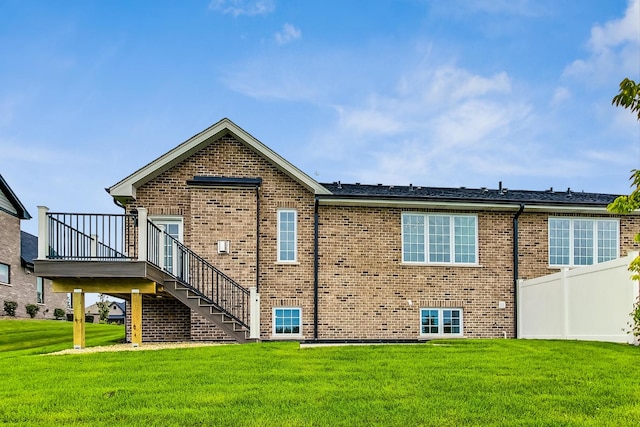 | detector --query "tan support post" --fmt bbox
[73,289,85,349]
[131,289,142,347]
